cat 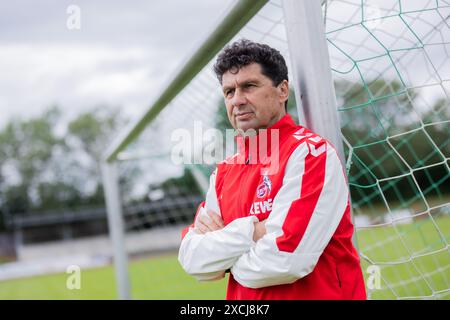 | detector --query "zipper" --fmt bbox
[336,266,342,288]
[238,157,251,217]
